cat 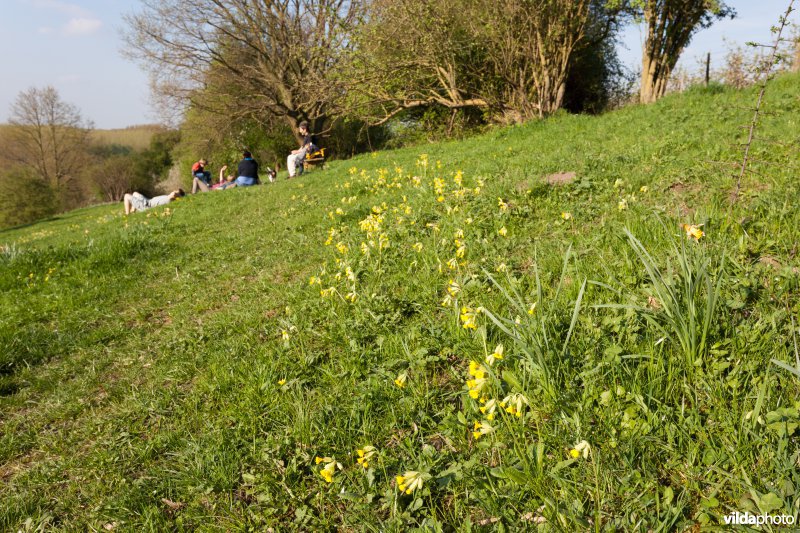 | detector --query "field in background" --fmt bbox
[1,76,799,530]
[89,125,164,150]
